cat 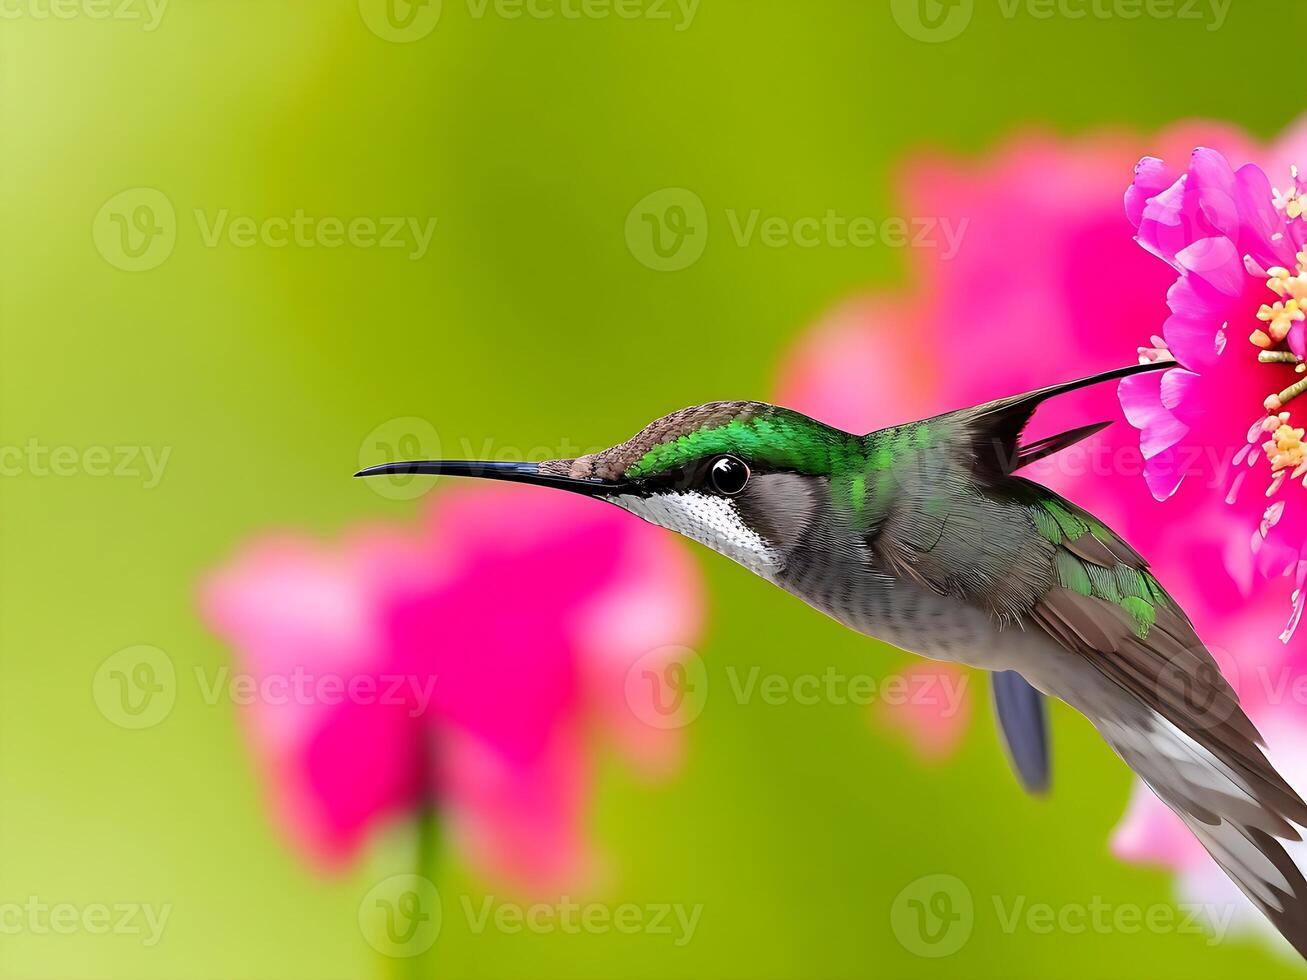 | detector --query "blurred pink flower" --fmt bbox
[870,663,971,762]
[201,484,703,892]
[777,296,937,432]
[1120,148,1307,639]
